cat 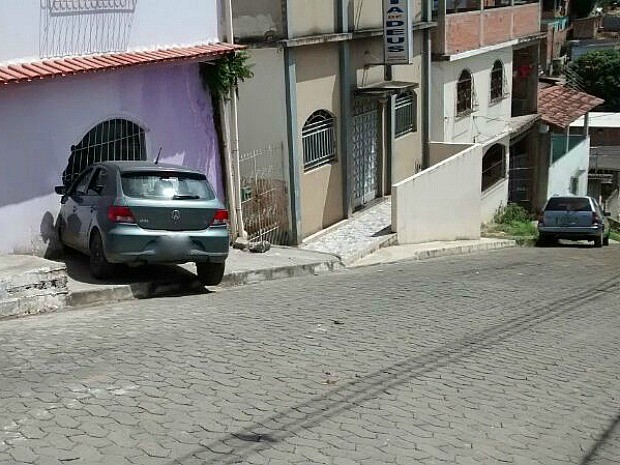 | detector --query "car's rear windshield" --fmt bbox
[121,172,216,200]
[545,197,591,212]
